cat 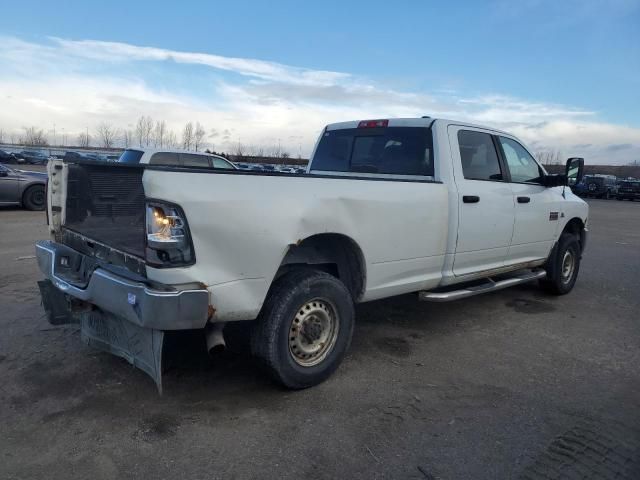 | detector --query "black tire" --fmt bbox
[22,185,46,211]
[250,269,355,389]
[539,233,581,295]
